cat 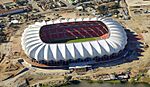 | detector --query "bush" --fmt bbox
[64,76,72,82]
